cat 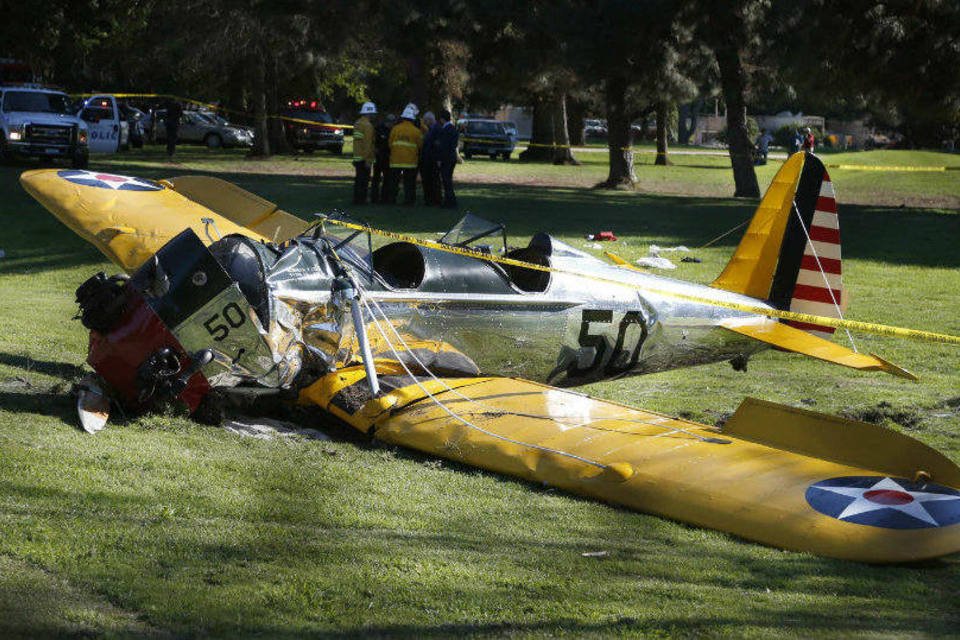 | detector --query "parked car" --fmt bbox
[155,109,253,148]
[281,100,344,154]
[0,84,89,167]
[501,120,519,142]
[583,118,607,138]
[459,119,515,160]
